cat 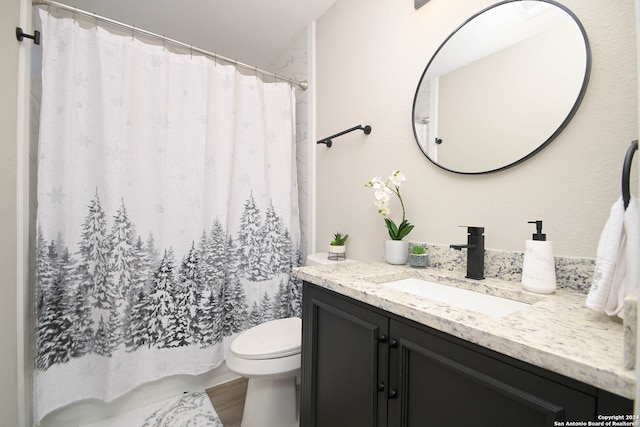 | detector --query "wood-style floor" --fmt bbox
[206,377,248,427]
